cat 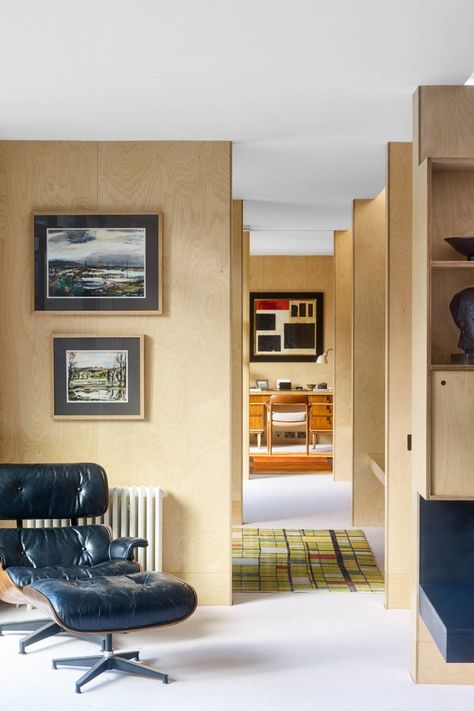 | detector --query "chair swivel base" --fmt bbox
[0,618,105,655]
[52,633,169,693]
